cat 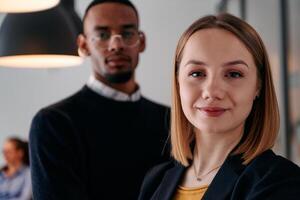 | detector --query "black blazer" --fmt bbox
[138,150,300,200]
